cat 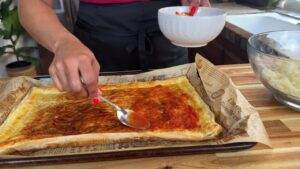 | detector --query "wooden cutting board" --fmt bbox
[4,64,300,169]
